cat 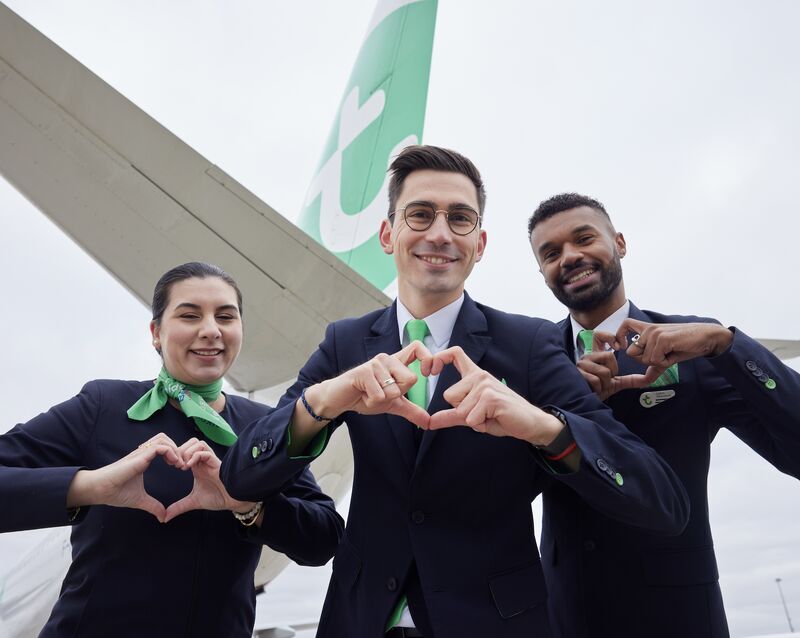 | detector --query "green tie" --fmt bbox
[385,319,430,632]
[577,329,594,356]
[651,364,680,386]
[405,319,430,408]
